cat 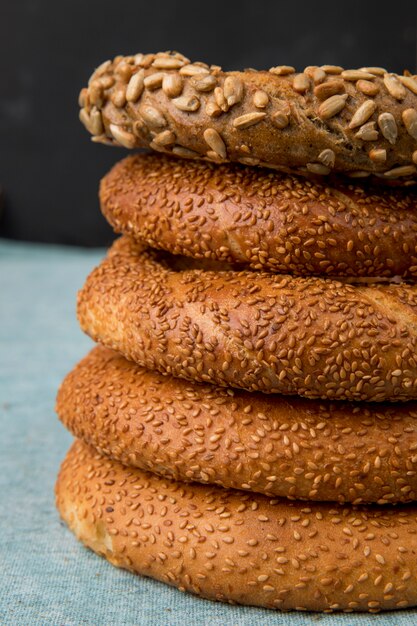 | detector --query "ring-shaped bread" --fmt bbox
[77,236,417,402]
